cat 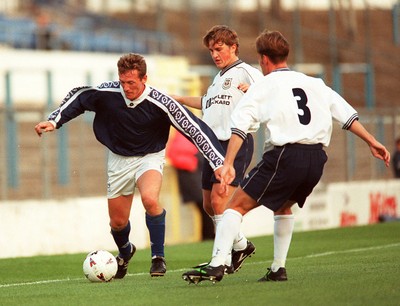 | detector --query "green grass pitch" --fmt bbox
[0,222,399,306]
